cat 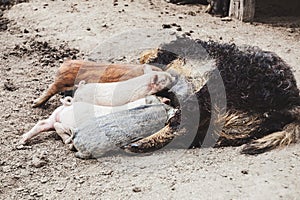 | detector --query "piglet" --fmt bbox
[74,71,176,106]
[32,60,162,107]
[70,102,176,159]
[19,96,160,145]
